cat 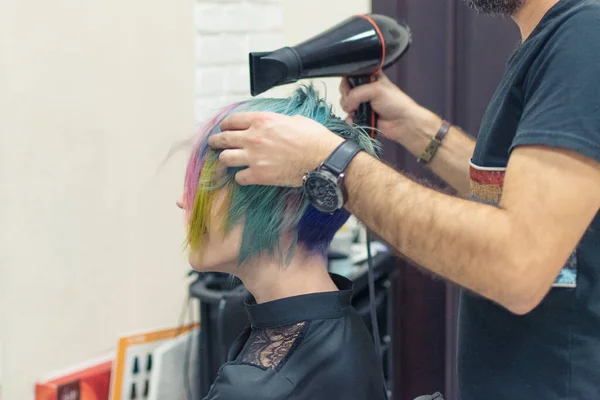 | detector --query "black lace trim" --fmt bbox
[236,321,310,372]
